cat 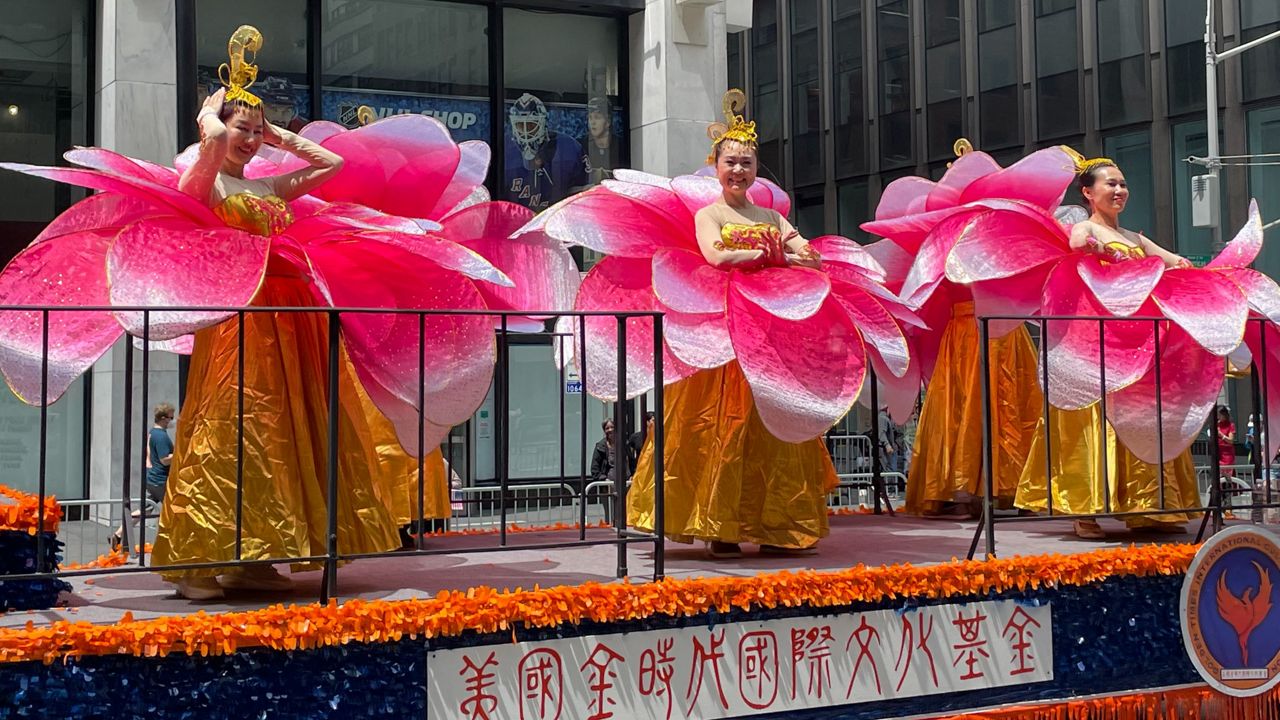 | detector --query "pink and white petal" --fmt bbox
[600,179,694,235]
[860,238,915,292]
[856,347,921,425]
[753,178,792,217]
[861,206,968,256]
[874,176,936,220]
[308,242,495,429]
[353,231,513,288]
[731,266,831,321]
[0,229,122,405]
[107,219,271,340]
[824,265,928,329]
[944,205,1070,284]
[670,175,724,216]
[574,256,697,399]
[297,120,348,146]
[651,247,728,314]
[429,140,490,220]
[348,358,454,458]
[970,267,1052,338]
[899,208,983,306]
[132,334,194,355]
[832,283,910,377]
[543,189,687,258]
[175,142,292,180]
[1106,326,1225,465]
[956,146,1077,210]
[729,290,866,442]
[1075,255,1164,317]
[1220,267,1280,324]
[924,151,1003,211]
[34,192,168,245]
[0,162,220,226]
[807,235,887,282]
[909,286,961,383]
[663,307,735,369]
[1041,262,1155,409]
[1206,199,1264,270]
[1150,268,1248,356]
